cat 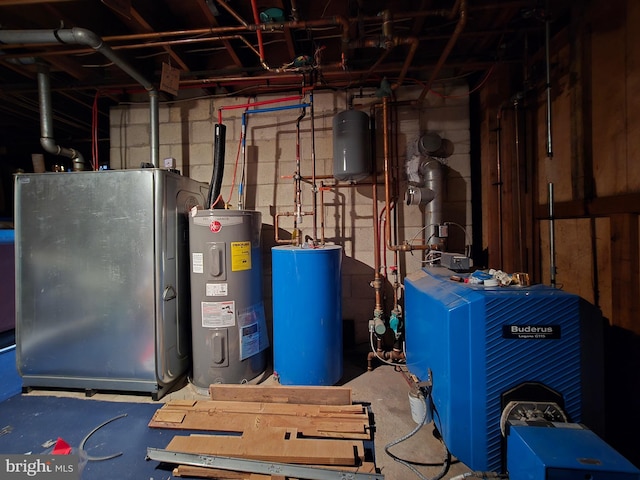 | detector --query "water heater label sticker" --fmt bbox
[192,252,204,273]
[502,324,561,339]
[240,322,259,360]
[206,283,228,297]
[201,301,235,327]
[231,241,251,271]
